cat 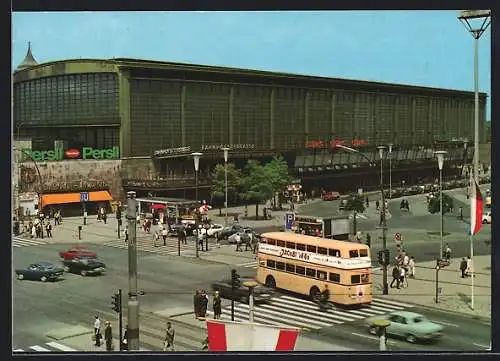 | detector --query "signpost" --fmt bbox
[80,192,89,226]
[284,212,295,231]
